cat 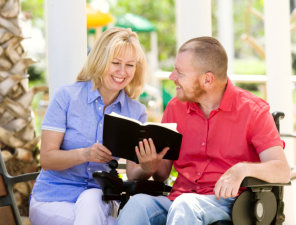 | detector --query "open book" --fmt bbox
[103,112,183,163]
